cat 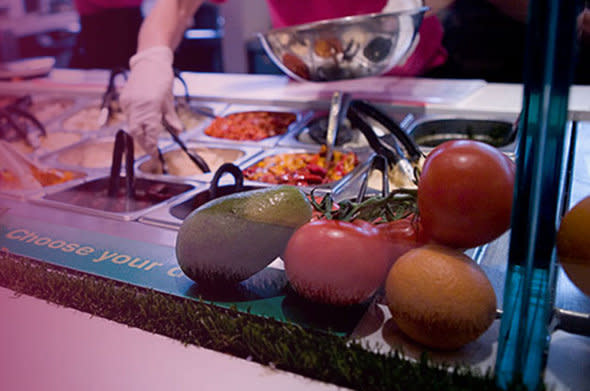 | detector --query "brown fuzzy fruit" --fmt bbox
[556,195,590,297]
[385,244,497,350]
